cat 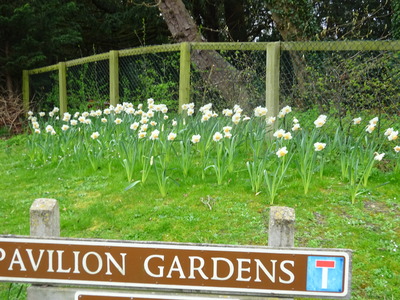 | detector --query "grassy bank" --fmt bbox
[0,105,399,299]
